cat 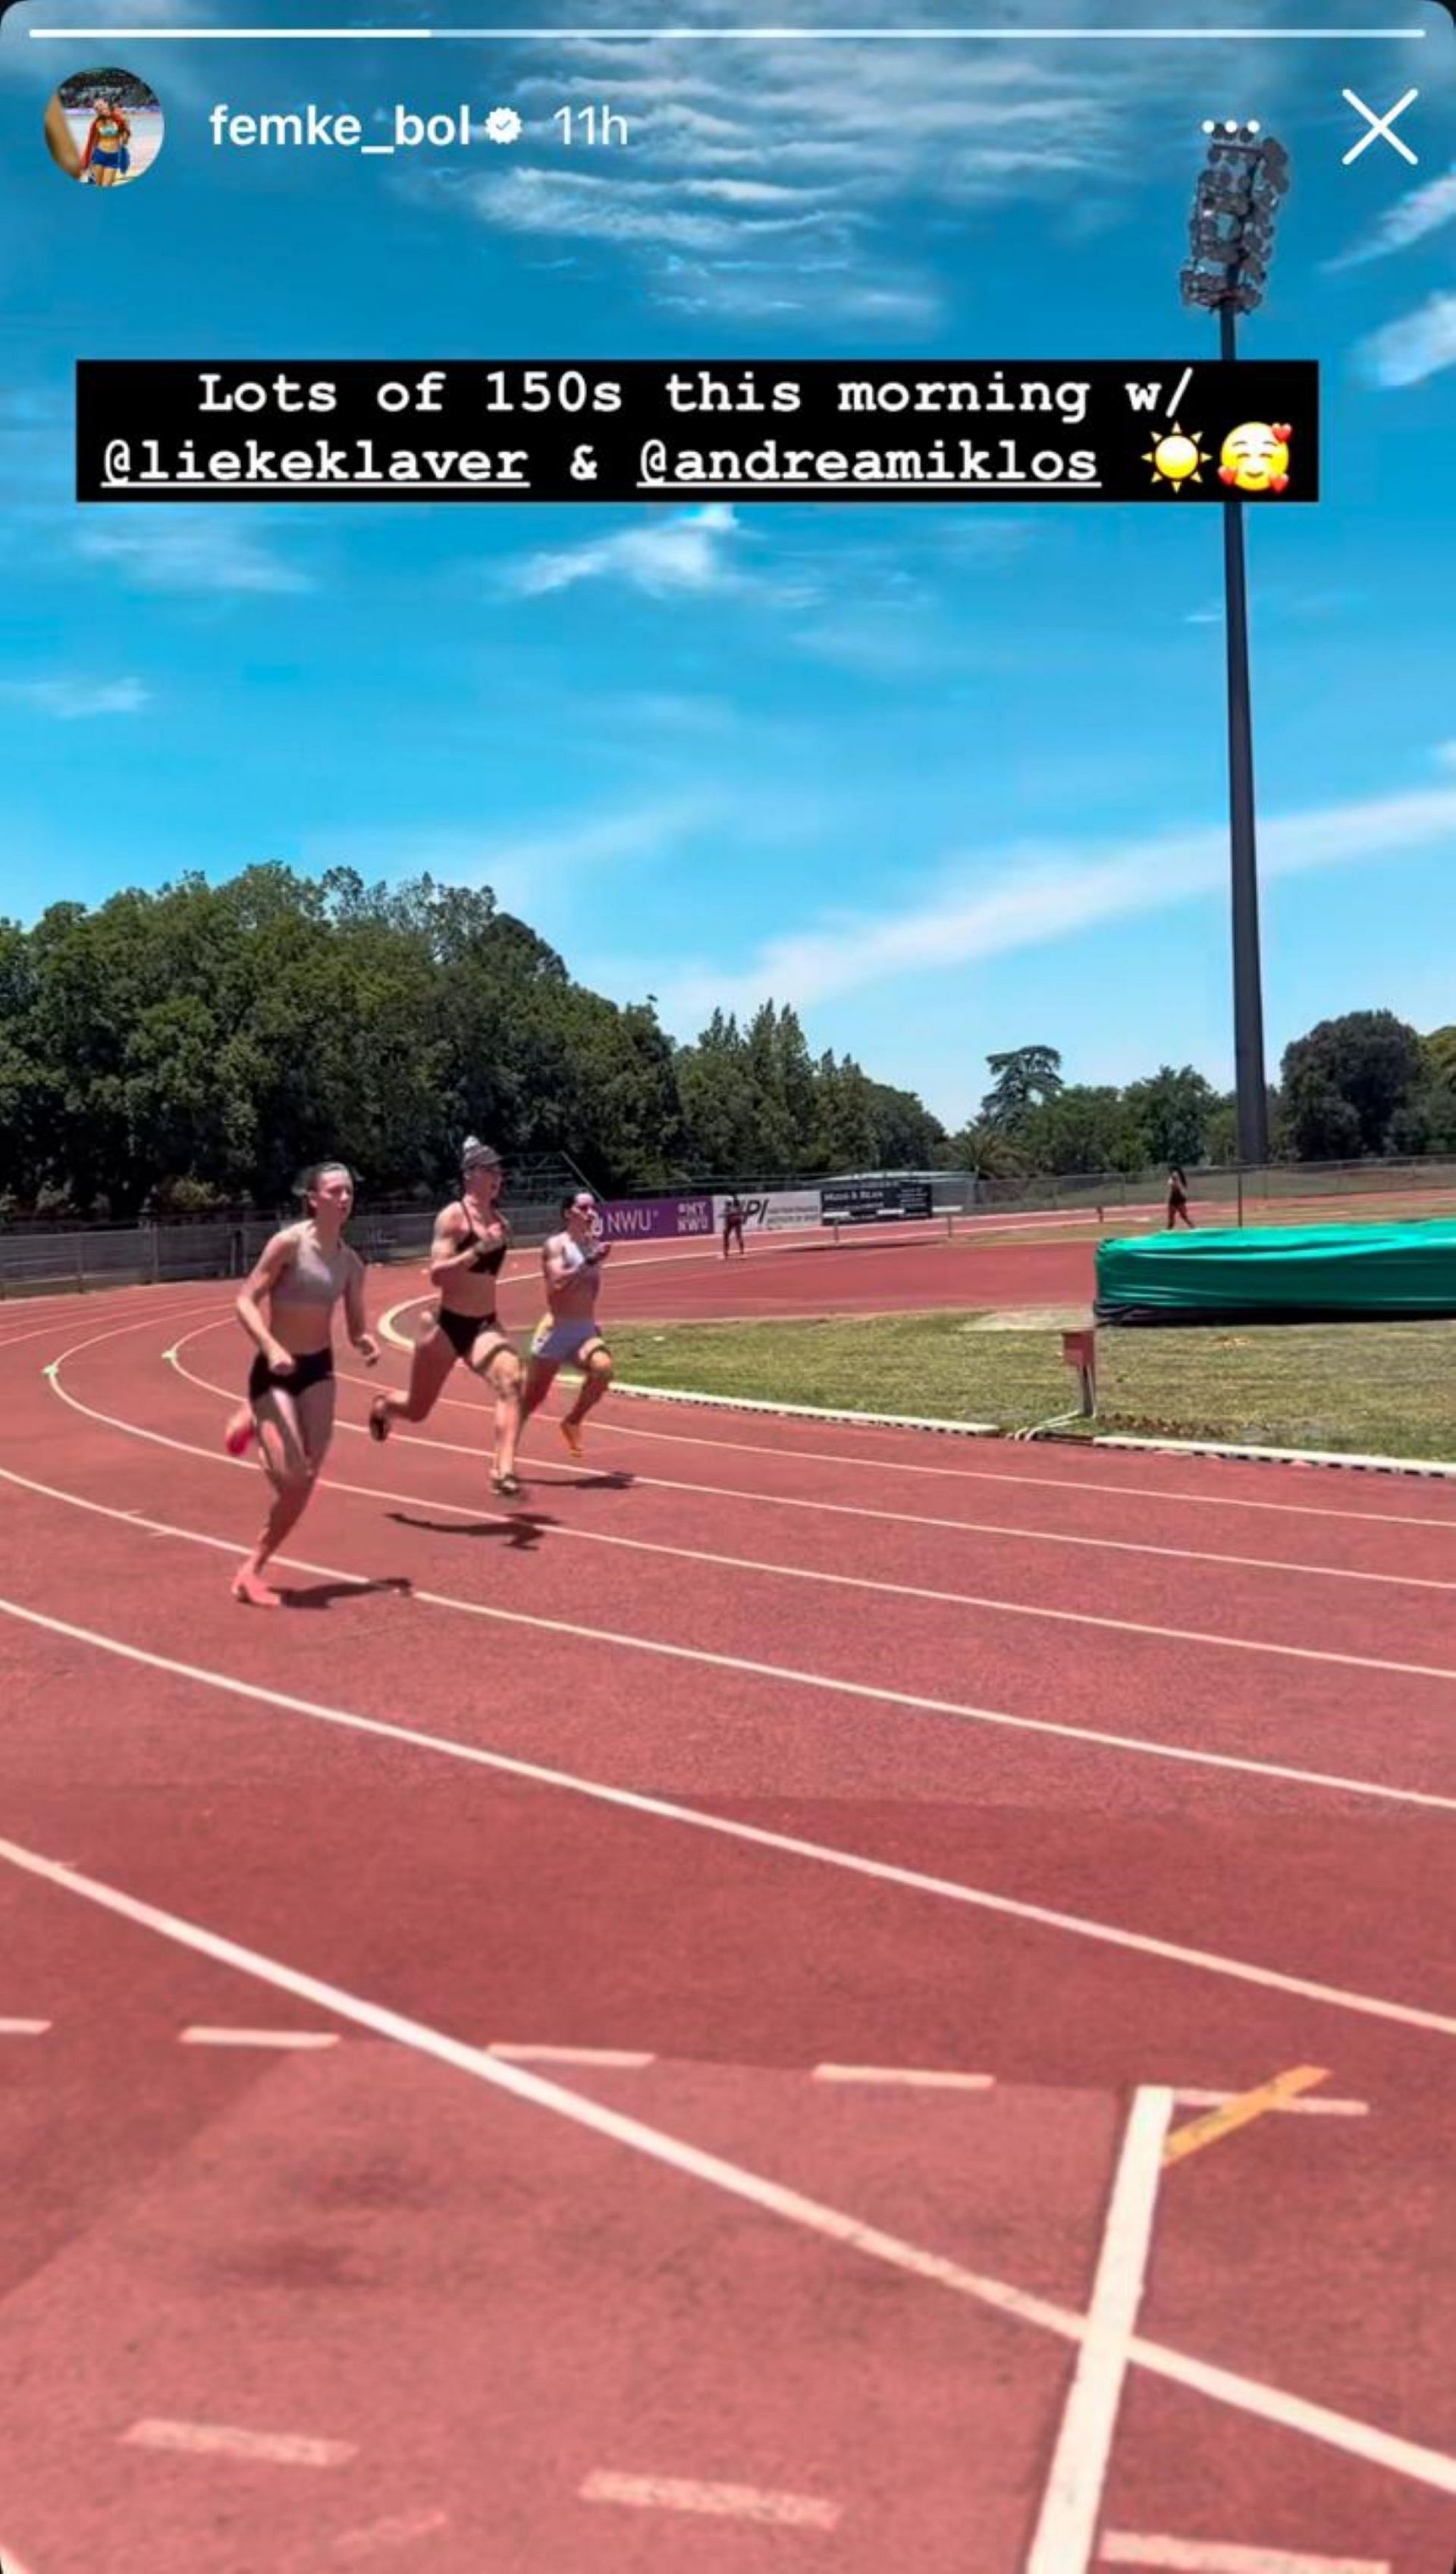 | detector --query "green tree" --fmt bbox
[811,1053,879,1172]
[676,1014,771,1176]
[1280,1011,1424,1160]
[1015,1085,1141,1176]
[949,1120,1025,1181]
[979,1044,1063,1128]
[1122,1065,1216,1169]
[863,1081,947,1169]
[1204,1095,1238,1163]
[1388,1081,1456,1156]
[0,868,951,1212]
